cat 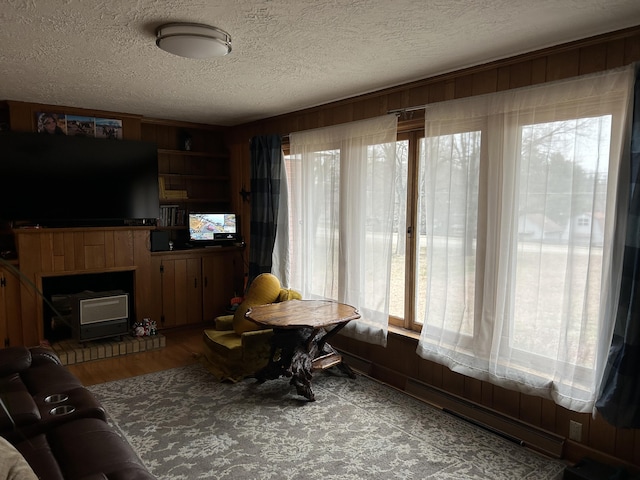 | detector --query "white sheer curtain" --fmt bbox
[416,66,634,413]
[287,115,398,346]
